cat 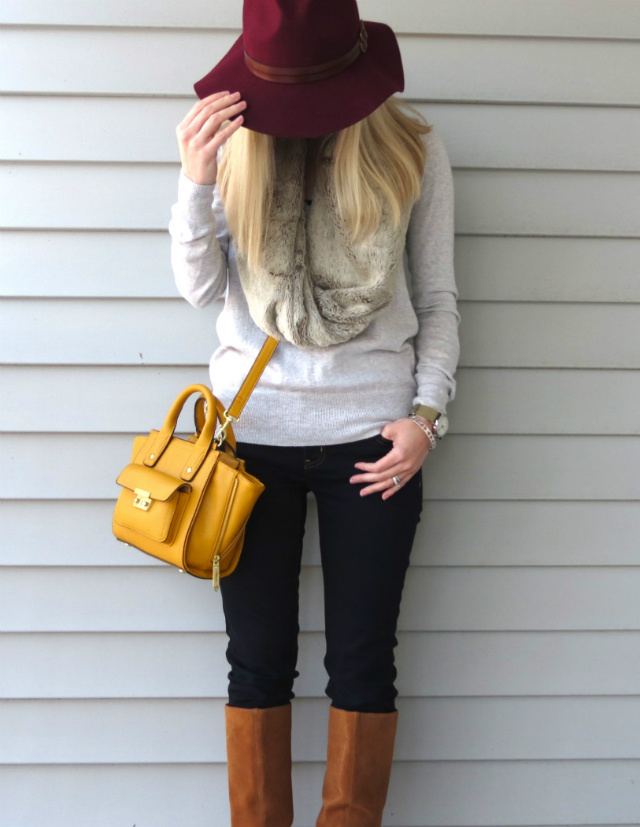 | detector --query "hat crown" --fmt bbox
[243,0,362,68]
